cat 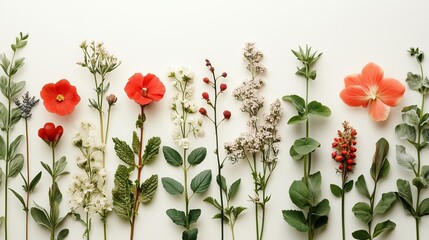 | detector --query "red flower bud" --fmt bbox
[341,150,348,156]
[350,146,357,152]
[335,155,343,162]
[203,77,210,84]
[339,164,344,170]
[349,153,356,159]
[221,72,227,78]
[332,142,338,148]
[347,159,355,165]
[202,92,209,100]
[347,165,353,171]
[342,144,348,148]
[210,67,215,72]
[223,110,231,119]
[331,152,337,159]
[199,107,207,116]
[352,140,357,145]
[220,83,227,91]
